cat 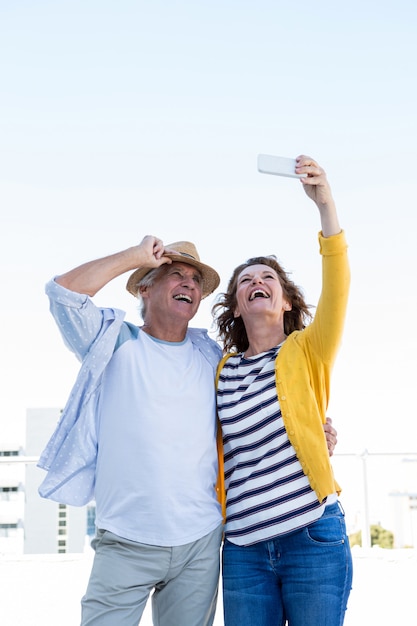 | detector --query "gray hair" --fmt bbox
[135,266,166,318]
